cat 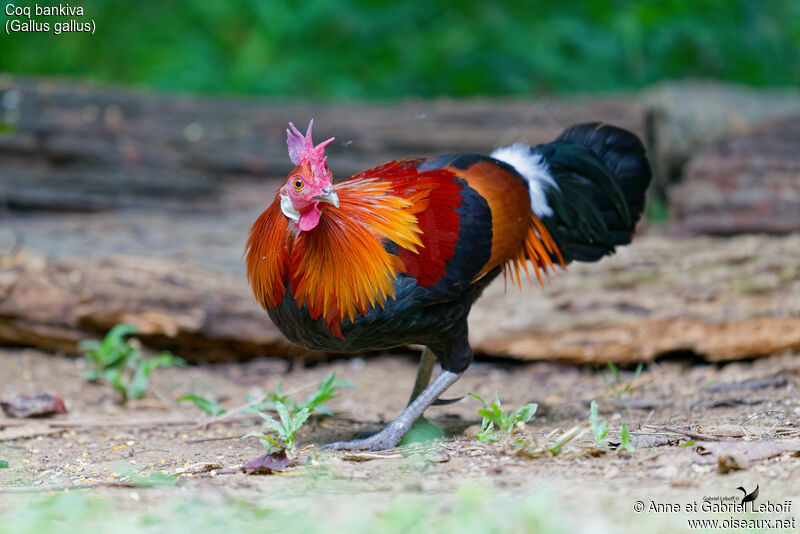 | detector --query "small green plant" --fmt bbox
[263,379,292,407]
[243,372,355,417]
[468,392,537,444]
[79,324,184,401]
[179,394,225,415]
[299,372,356,415]
[243,401,311,456]
[589,400,634,453]
[589,400,609,446]
[619,422,634,453]
[603,362,643,398]
[0,460,8,469]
